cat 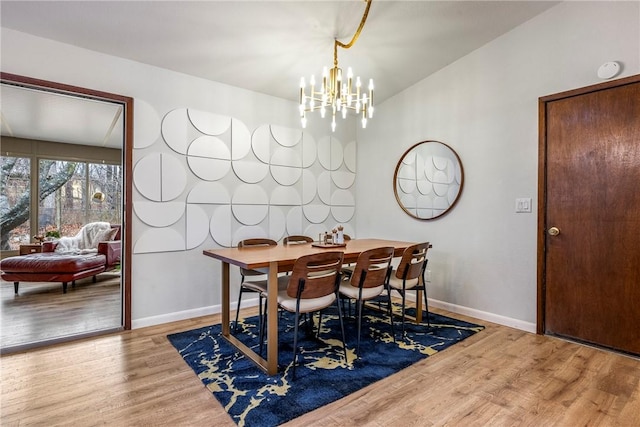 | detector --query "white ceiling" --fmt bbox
[0,0,559,147]
[1,84,125,149]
